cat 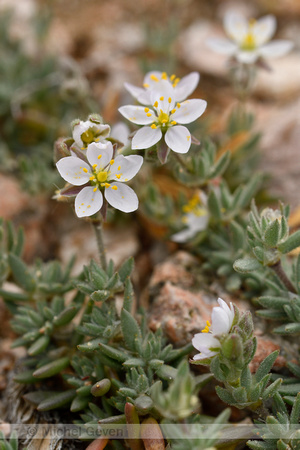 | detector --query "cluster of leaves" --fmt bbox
[0,7,97,194]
